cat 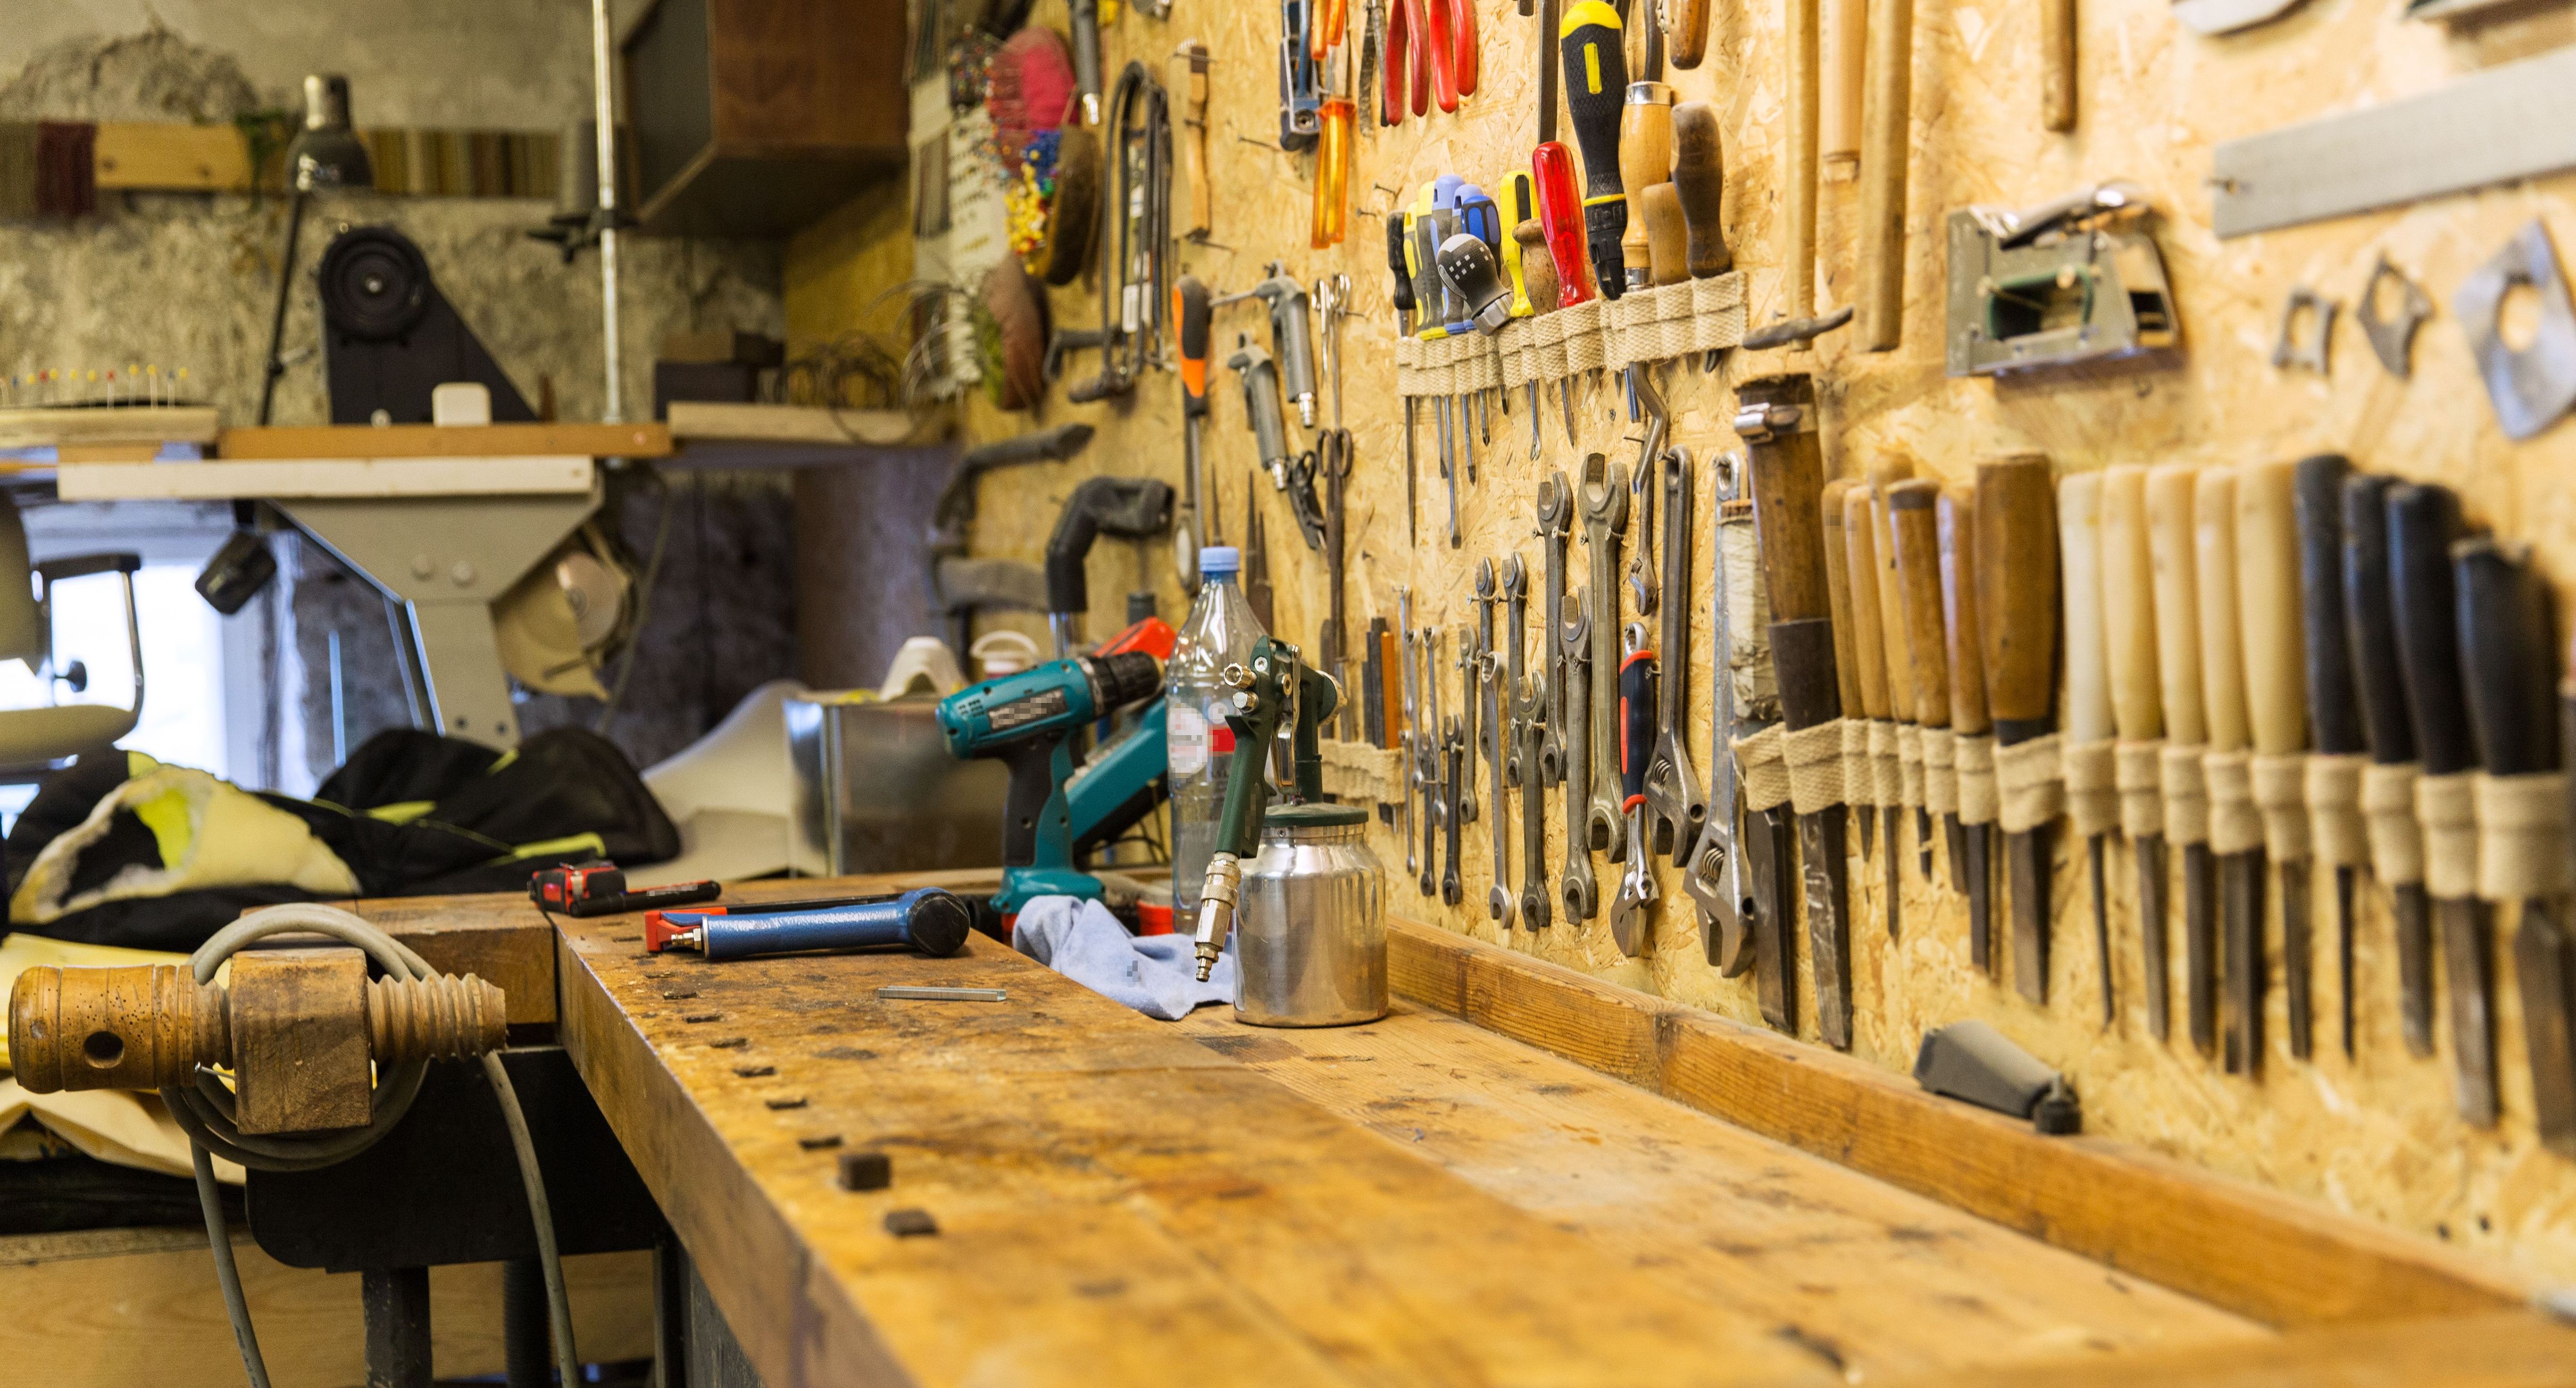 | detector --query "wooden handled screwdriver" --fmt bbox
[1940,485,1995,973]
[2456,539,2576,1155]
[2102,466,2166,1037]
[2294,454,2363,1058]
[2387,483,2490,1123]
[2342,474,2434,1057]
[1741,375,1853,1048]
[1889,480,1958,907]
[2236,461,2312,1061]
[1618,79,1674,290]
[2060,470,2116,1023]
[1976,455,2059,1005]
[2194,468,2260,1073]
[2149,465,2216,1055]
